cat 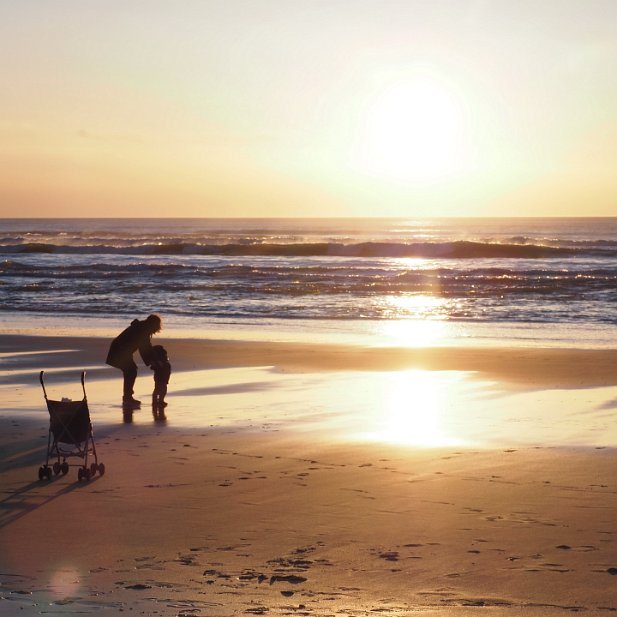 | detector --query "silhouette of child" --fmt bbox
[150,345,171,409]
